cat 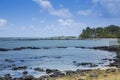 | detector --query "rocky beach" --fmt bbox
[0,44,120,80]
